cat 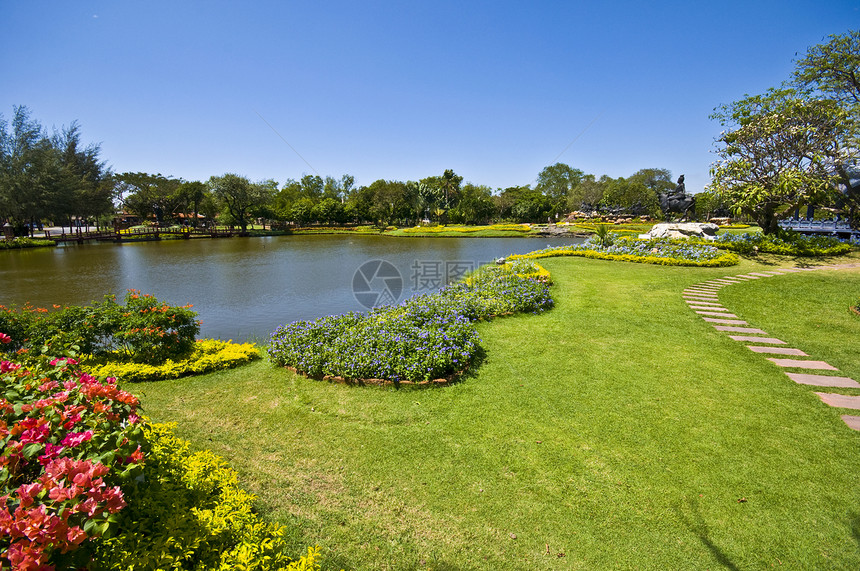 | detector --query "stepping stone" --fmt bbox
[684,292,719,298]
[697,311,740,318]
[760,270,787,275]
[815,393,860,410]
[710,279,738,284]
[733,275,760,279]
[686,301,724,307]
[684,297,720,303]
[767,358,838,370]
[747,272,777,277]
[785,372,860,388]
[746,346,808,356]
[779,268,805,273]
[685,288,720,293]
[721,276,744,281]
[714,325,768,334]
[841,416,860,431]
[729,335,786,344]
[703,317,748,325]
